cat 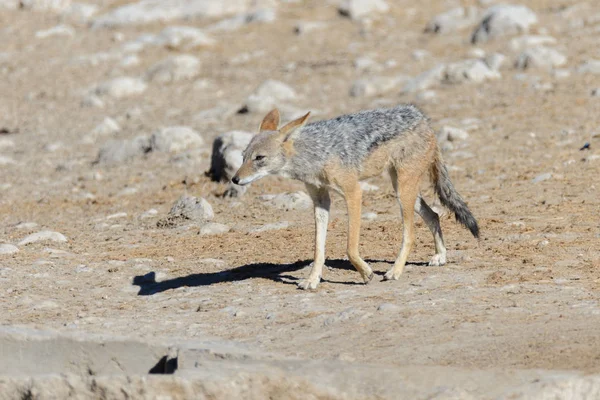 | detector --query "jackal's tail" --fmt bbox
[430,147,479,238]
